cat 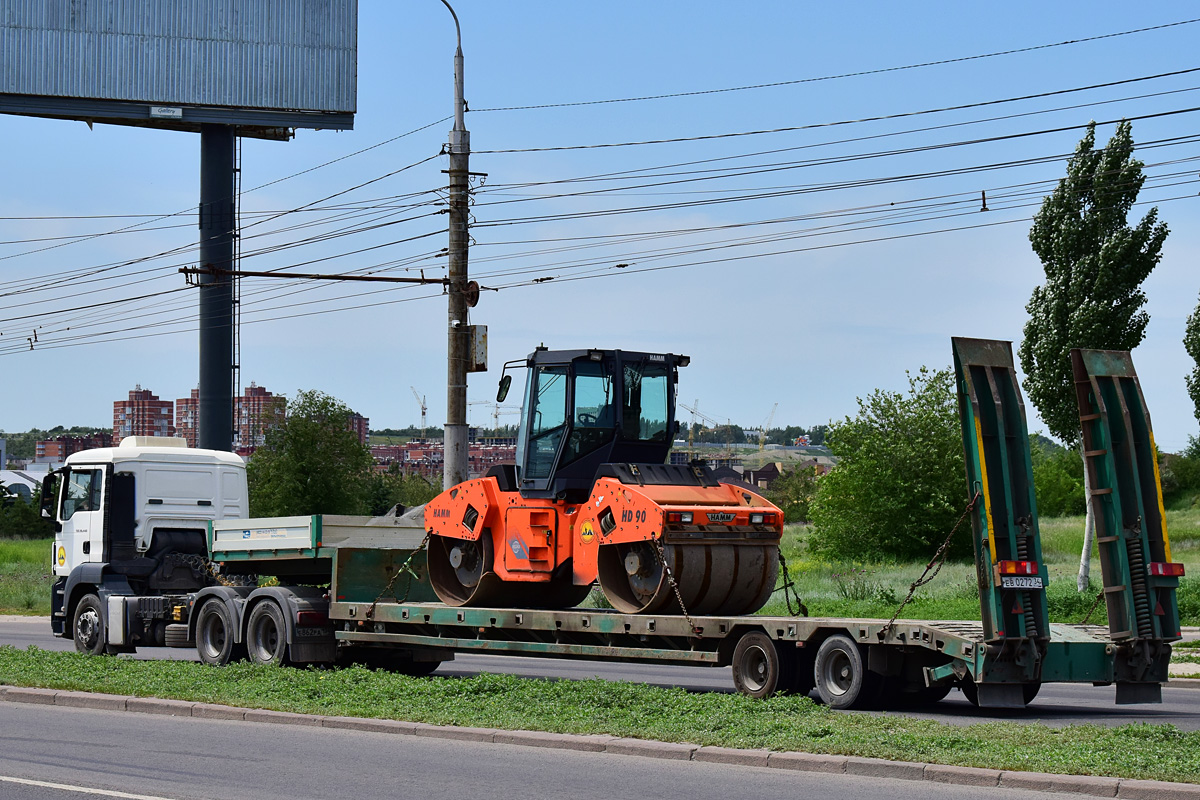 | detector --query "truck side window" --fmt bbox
[61,469,102,520]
